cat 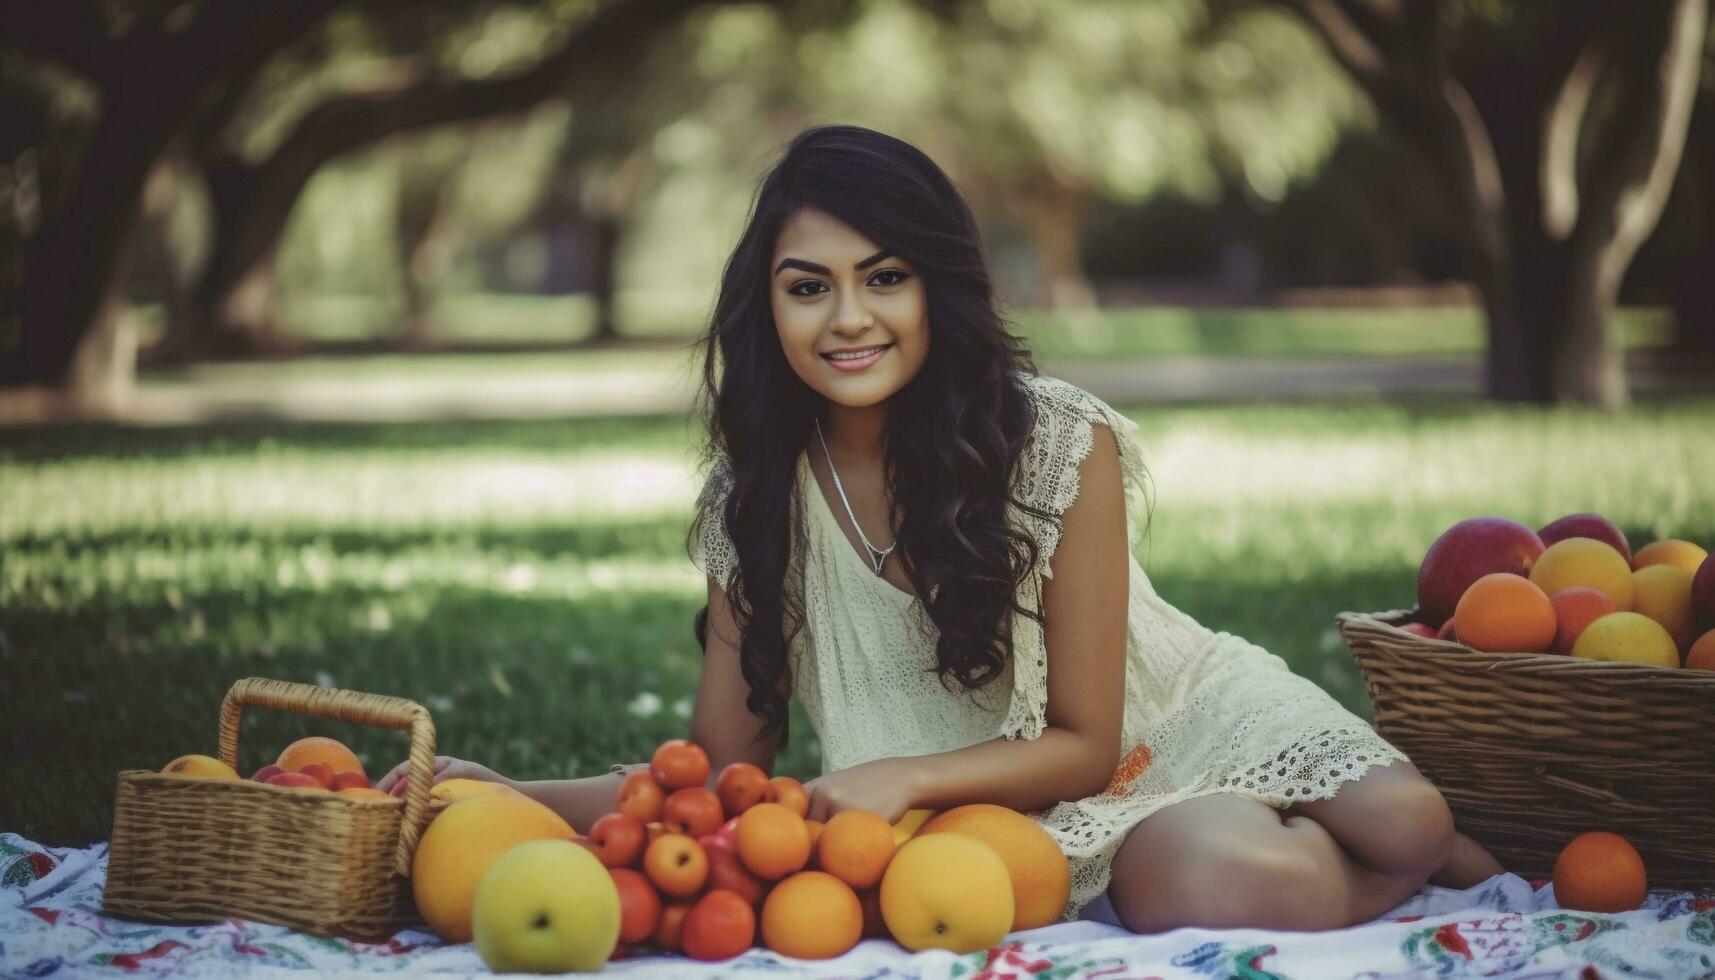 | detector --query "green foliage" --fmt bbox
[6,380,1712,845]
